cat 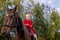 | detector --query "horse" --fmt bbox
[1,9,32,40]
